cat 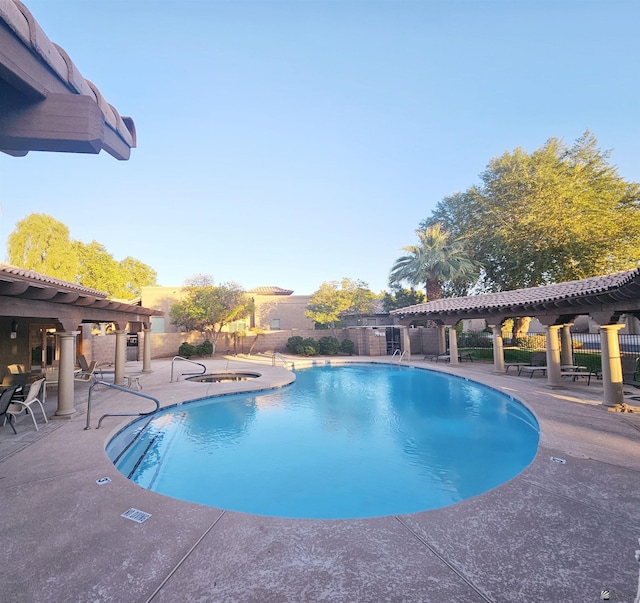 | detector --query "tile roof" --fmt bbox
[0,263,107,296]
[0,0,135,159]
[249,286,294,296]
[390,268,640,318]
